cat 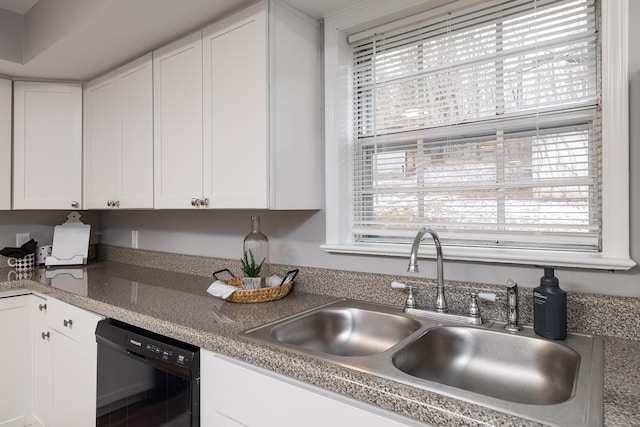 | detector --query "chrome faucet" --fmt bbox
[408,228,447,313]
[504,278,522,332]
